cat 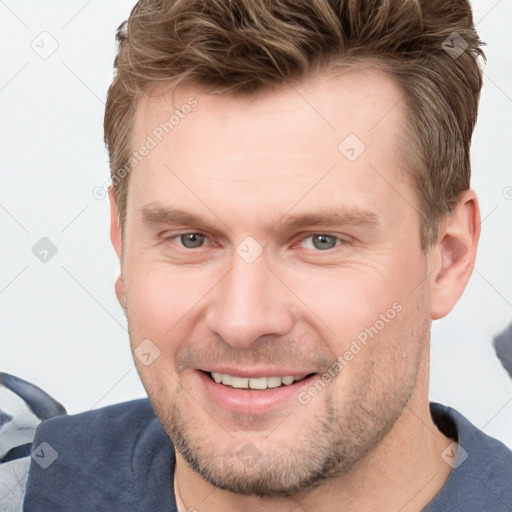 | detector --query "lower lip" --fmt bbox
[196,371,317,415]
